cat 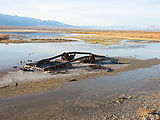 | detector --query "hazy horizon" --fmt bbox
[0,0,160,27]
